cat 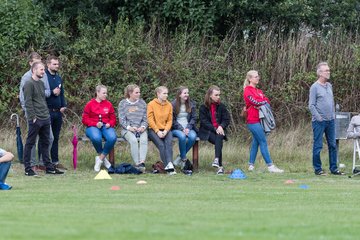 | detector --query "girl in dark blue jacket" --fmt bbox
[171,86,198,167]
